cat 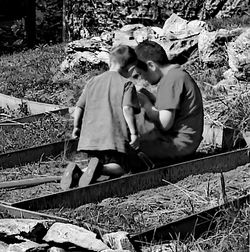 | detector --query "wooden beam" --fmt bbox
[130,194,250,247]
[12,147,250,211]
[0,176,61,189]
[0,139,78,169]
